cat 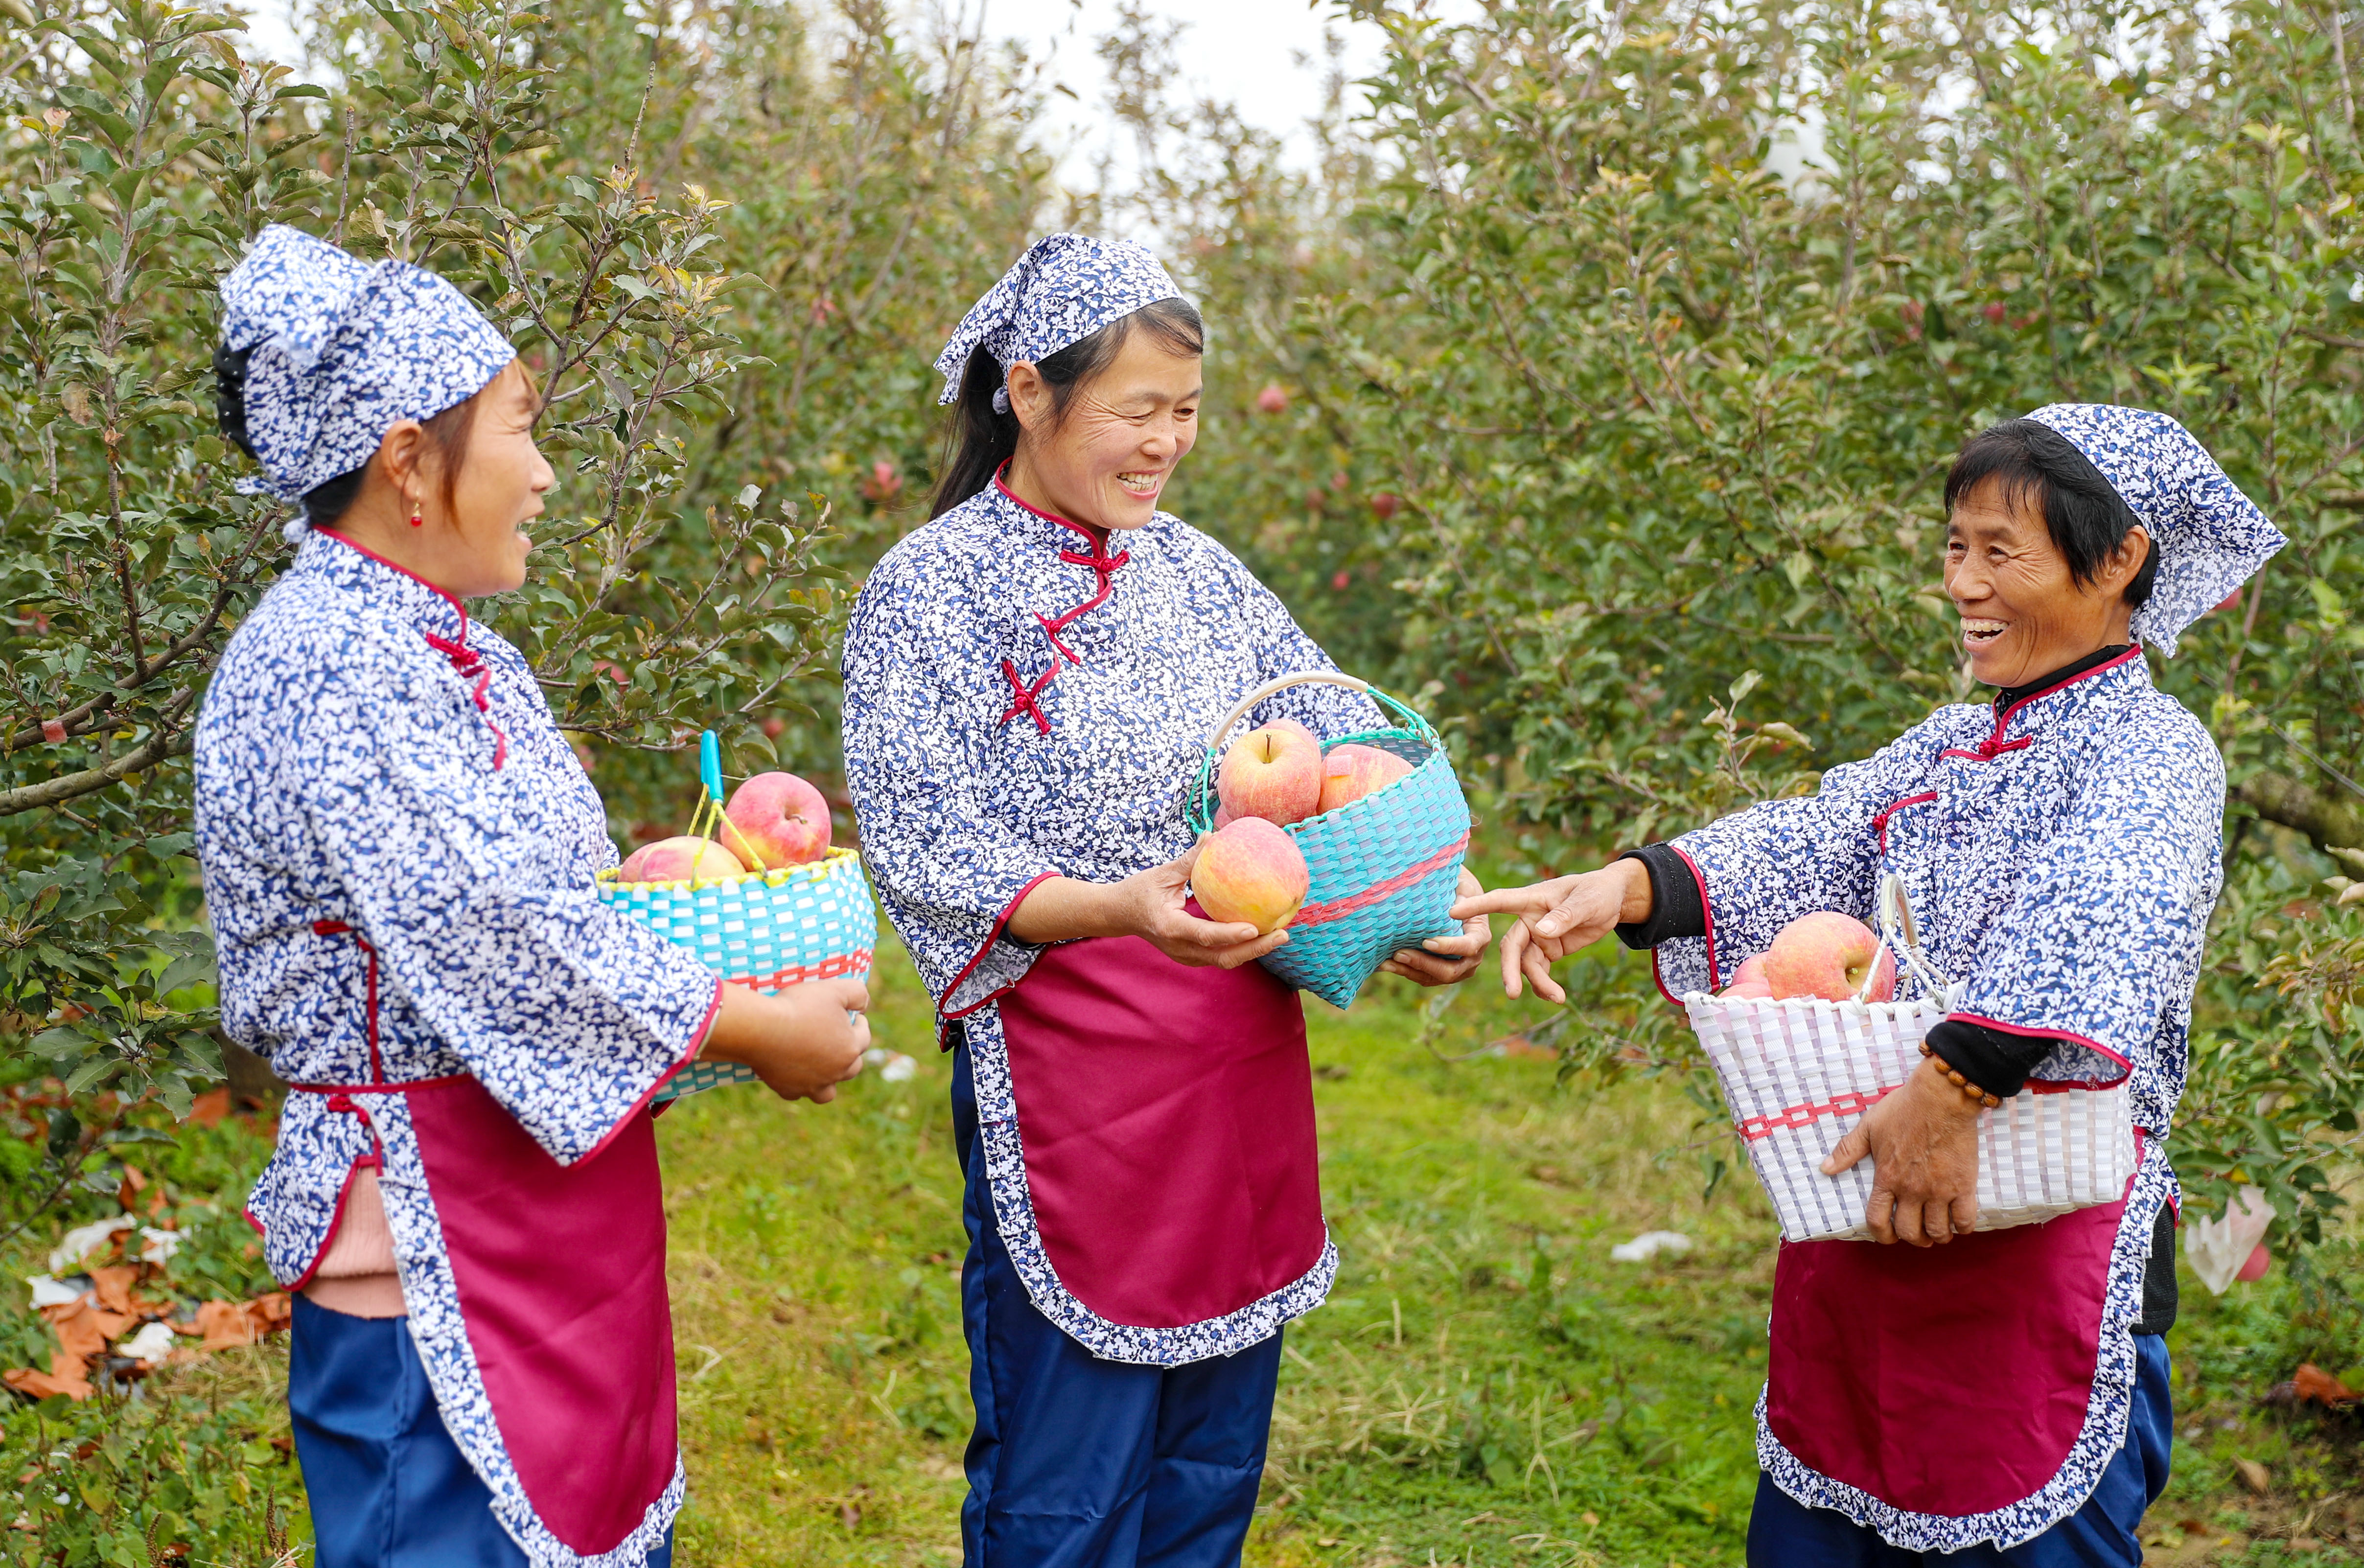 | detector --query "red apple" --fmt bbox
[1218,720,1323,826]
[1719,977,1775,999]
[1316,743,1414,814]
[618,836,746,883]
[1192,818,1309,935]
[1763,912,1897,1002]
[1256,384,1289,415]
[1732,954,1769,988]
[718,771,833,869]
[2237,1243,2271,1283]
